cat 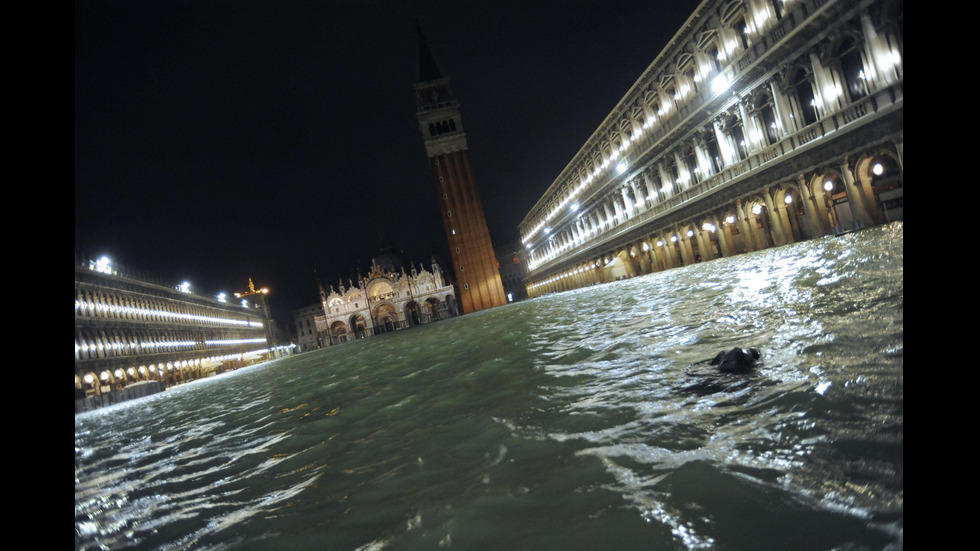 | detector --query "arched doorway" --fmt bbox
[744,199,775,249]
[857,152,903,223]
[350,315,367,339]
[330,320,349,344]
[373,303,397,334]
[405,302,421,327]
[772,186,808,243]
[423,297,442,321]
[810,171,852,233]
